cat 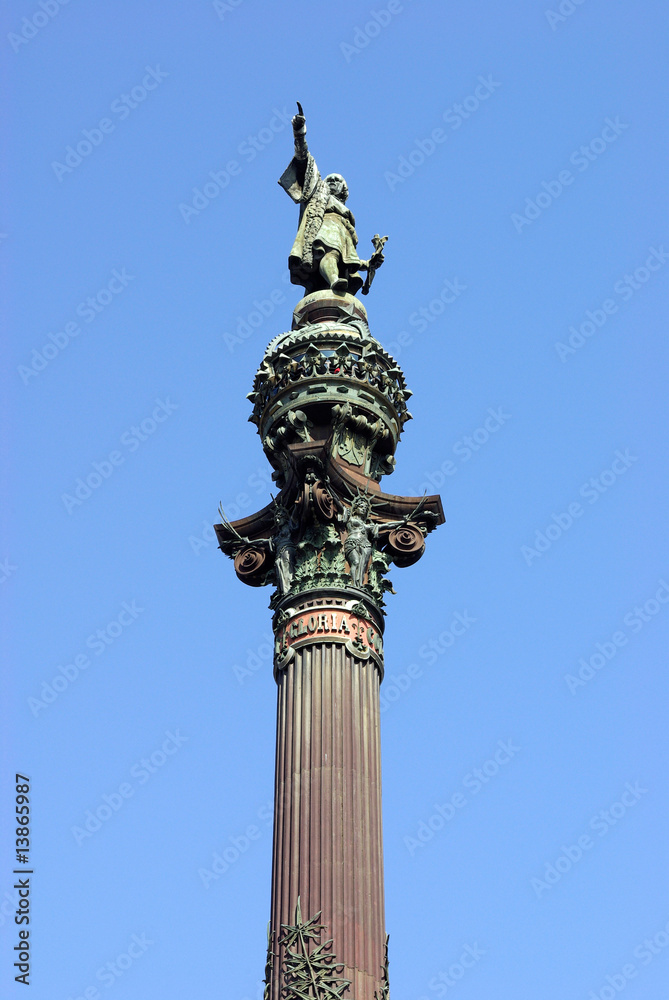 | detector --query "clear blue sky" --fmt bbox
[3,1,668,998]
